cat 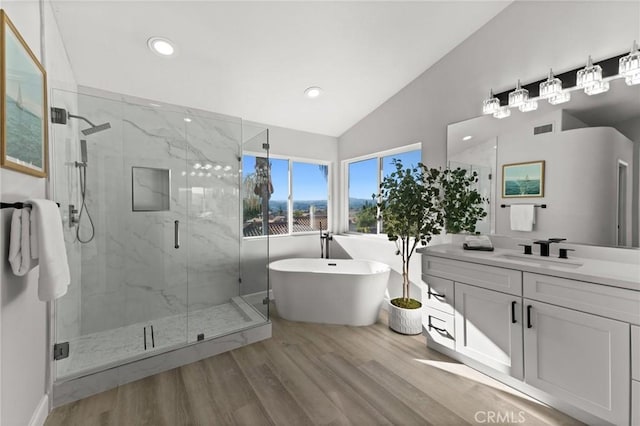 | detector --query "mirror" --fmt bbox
[448,77,640,248]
